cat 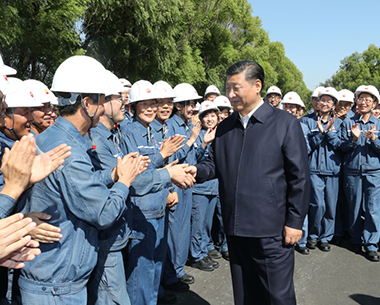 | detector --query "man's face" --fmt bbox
[267,93,281,107]
[156,98,174,121]
[226,72,262,115]
[5,107,34,139]
[104,94,125,124]
[89,94,105,127]
[206,93,218,102]
[32,103,53,130]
